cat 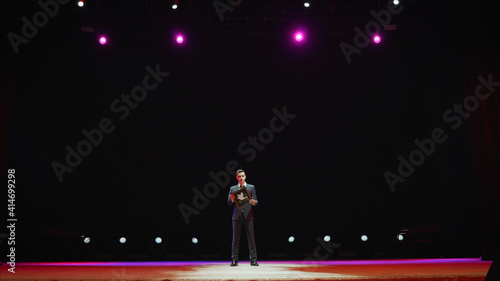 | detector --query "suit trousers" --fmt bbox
[231,218,257,261]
